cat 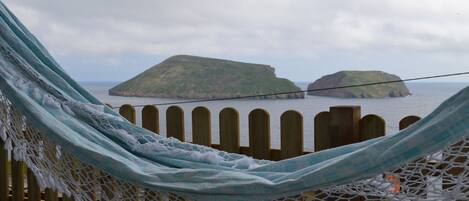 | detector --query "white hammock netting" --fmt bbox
[1,91,468,201]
